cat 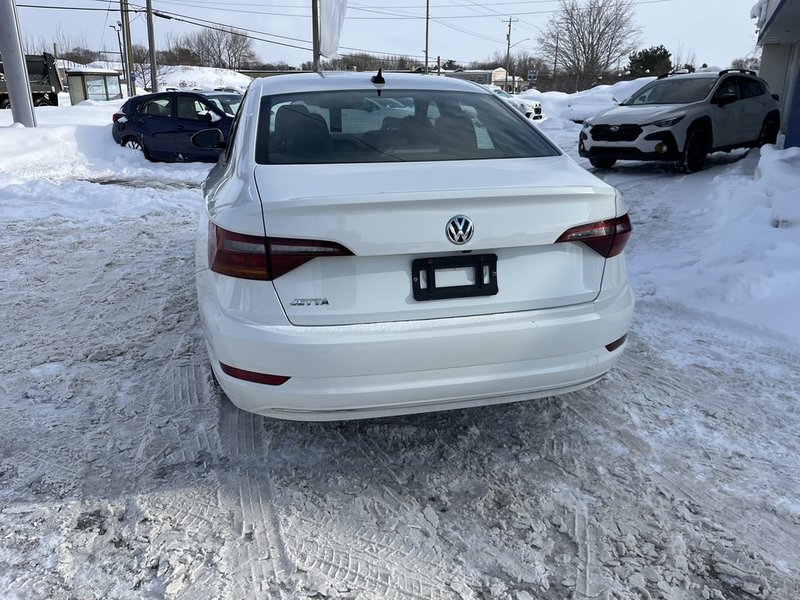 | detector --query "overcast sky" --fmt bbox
[16,0,761,70]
